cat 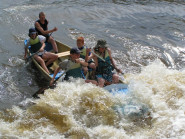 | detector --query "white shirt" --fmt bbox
[25,35,46,49]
